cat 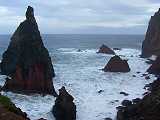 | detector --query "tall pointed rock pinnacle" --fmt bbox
[141,8,160,57]
[0,6,57,96]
